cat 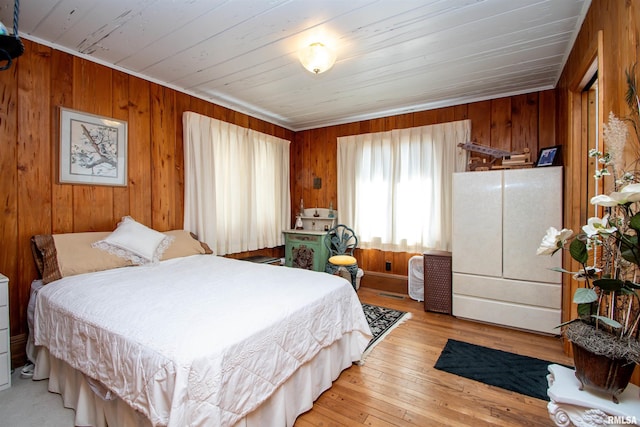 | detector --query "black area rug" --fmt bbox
[361,303,410,358]
[434,339,557,401]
